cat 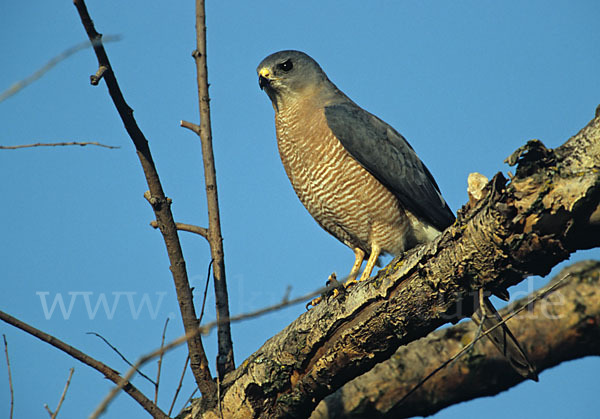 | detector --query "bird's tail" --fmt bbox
[471,296,538,381]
